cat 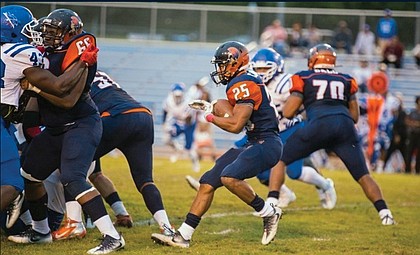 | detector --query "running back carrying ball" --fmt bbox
[212,99,233,117]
